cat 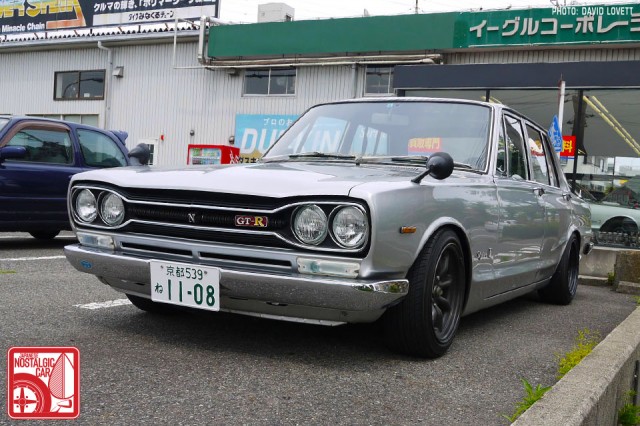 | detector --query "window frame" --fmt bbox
[243,68,296,96]
[3,122,74,165]
[364,65,394,96]
[54,70,106,101]
[502,113,530,181]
